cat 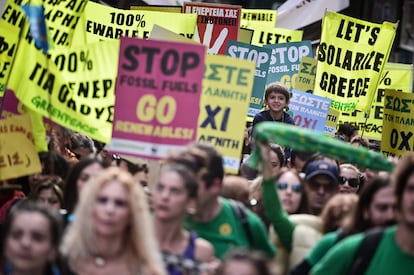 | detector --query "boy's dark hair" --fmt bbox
[264,81,290,101]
